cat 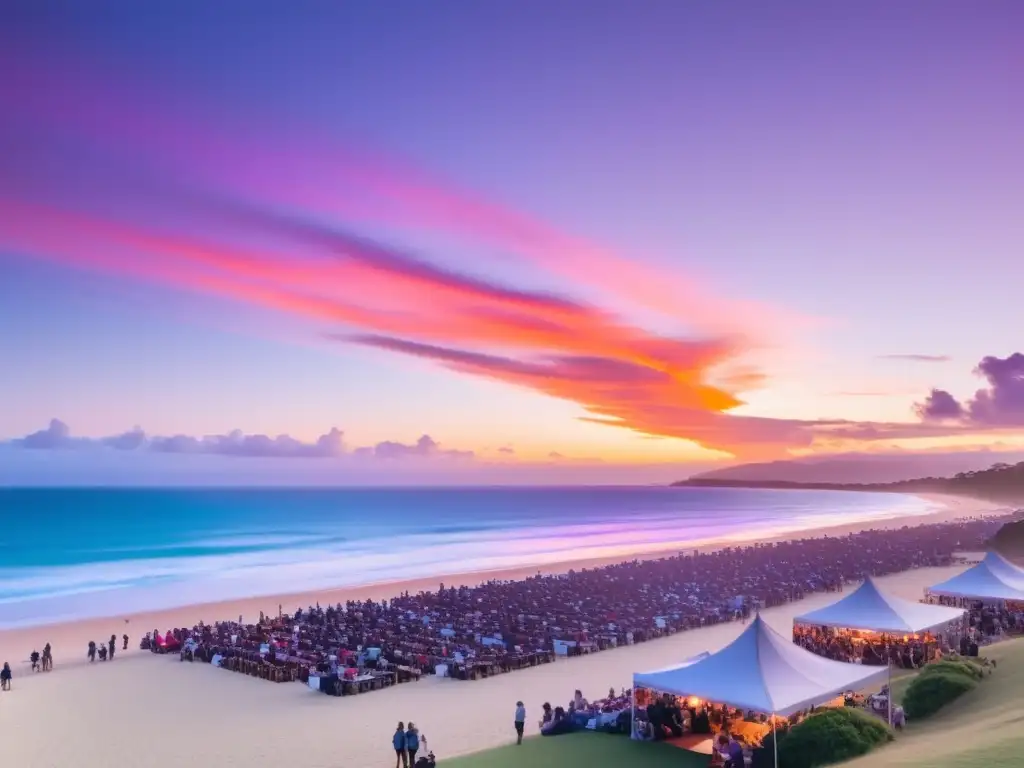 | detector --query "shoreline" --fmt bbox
[0,492,1008,665]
